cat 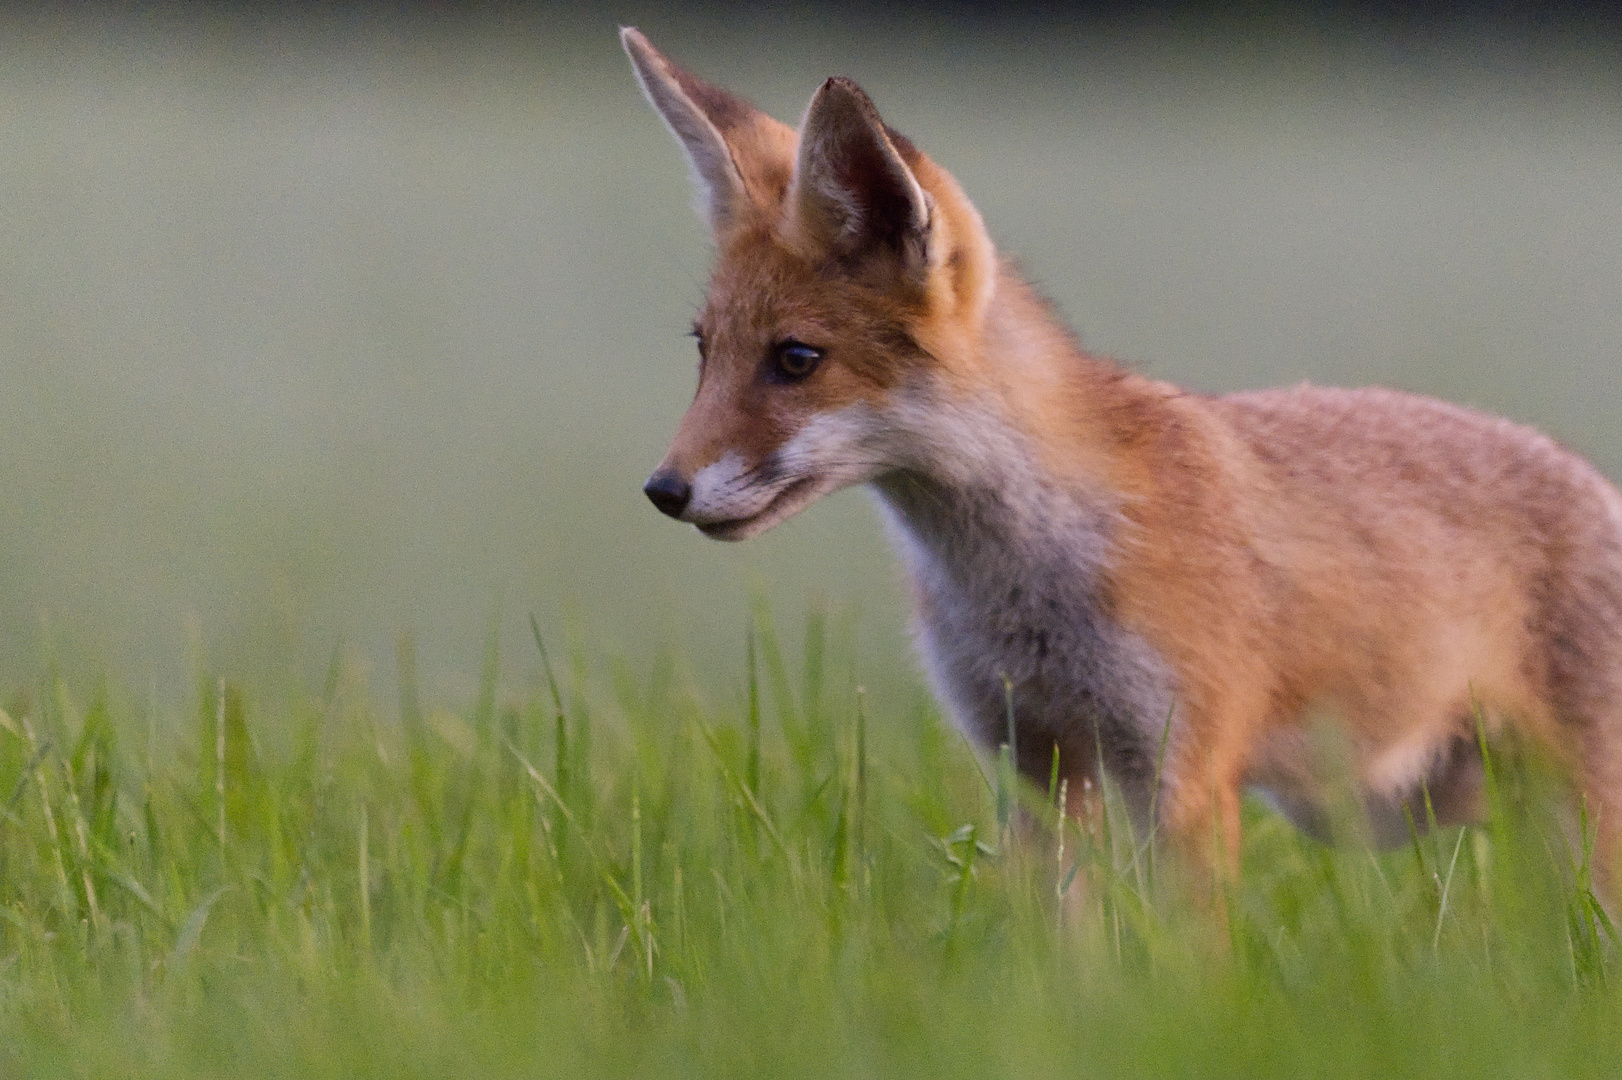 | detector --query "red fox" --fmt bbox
[622,28,1622,890]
